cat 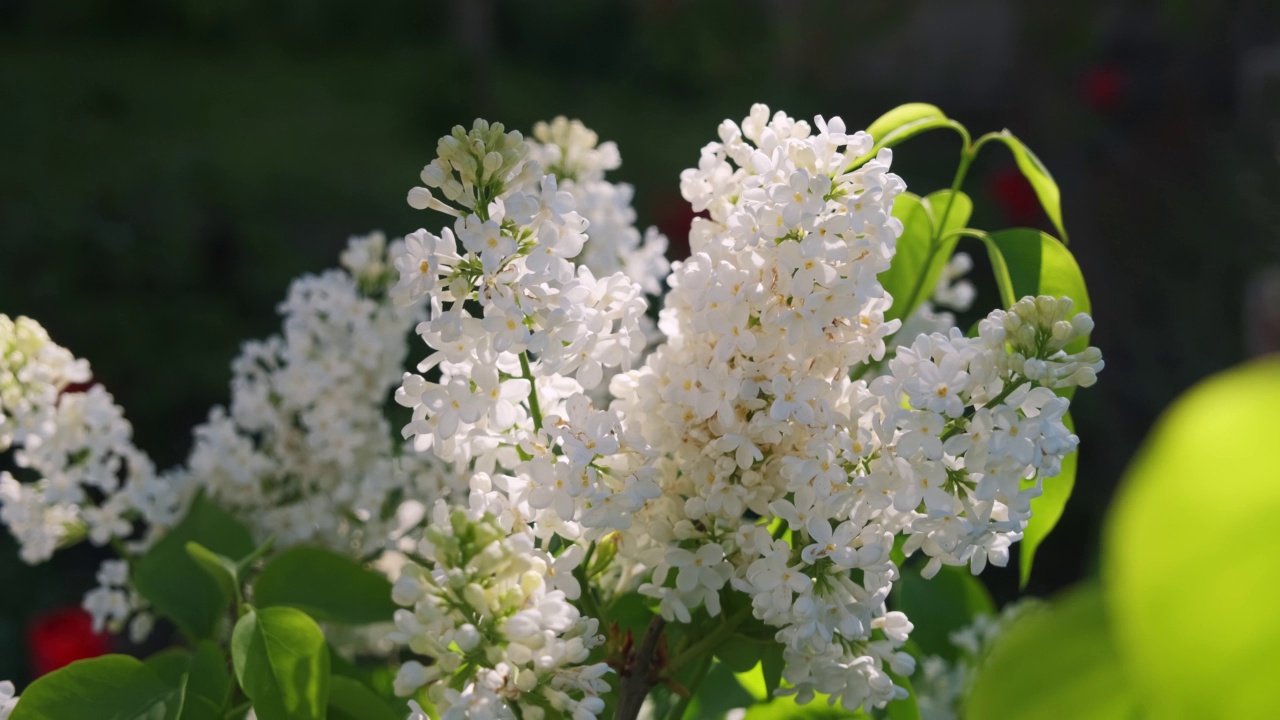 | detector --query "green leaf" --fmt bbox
[186,542,241,606]
[982,229,1090,351]
[605,590,656,638]
[881,193,932,322]
[325,677,402,720]
[183,640,232,720]
[143,643,230,720]
[231,607,330,720]
[924,189,973,241]
[849,104,960,172]
[985,131,1068,243]
[253,546,397,625]
[681,661,756,720]
[326,650,401,713]
[891,565,994,662]
[865,104,950,151]
[11,655,185,720]
[966,583,1136,720]
[1103,359,1280,718]
[1018,412,1077,588]
[760,642,784,699]
[882,190,973,324]
[143,649,192,687]
[713,634,768,674]
[133,494,255,641]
